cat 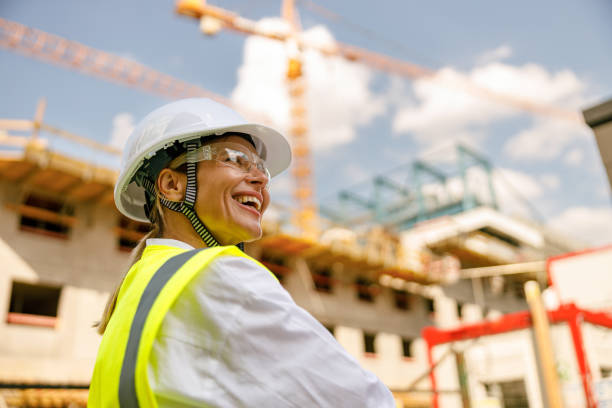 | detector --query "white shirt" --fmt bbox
[145,238,395,407]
